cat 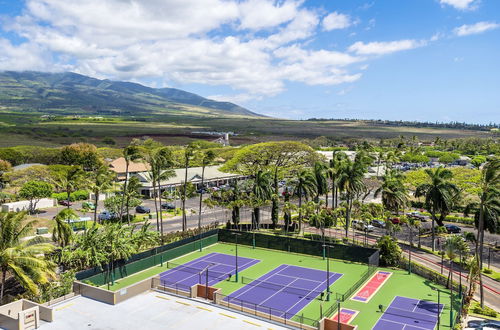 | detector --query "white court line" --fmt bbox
[228,265,291,301]
[271,272,324,284]
[204,253,258,268]
[255,277,300,307]
[283,276,329,315]
[379,318,429,330]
